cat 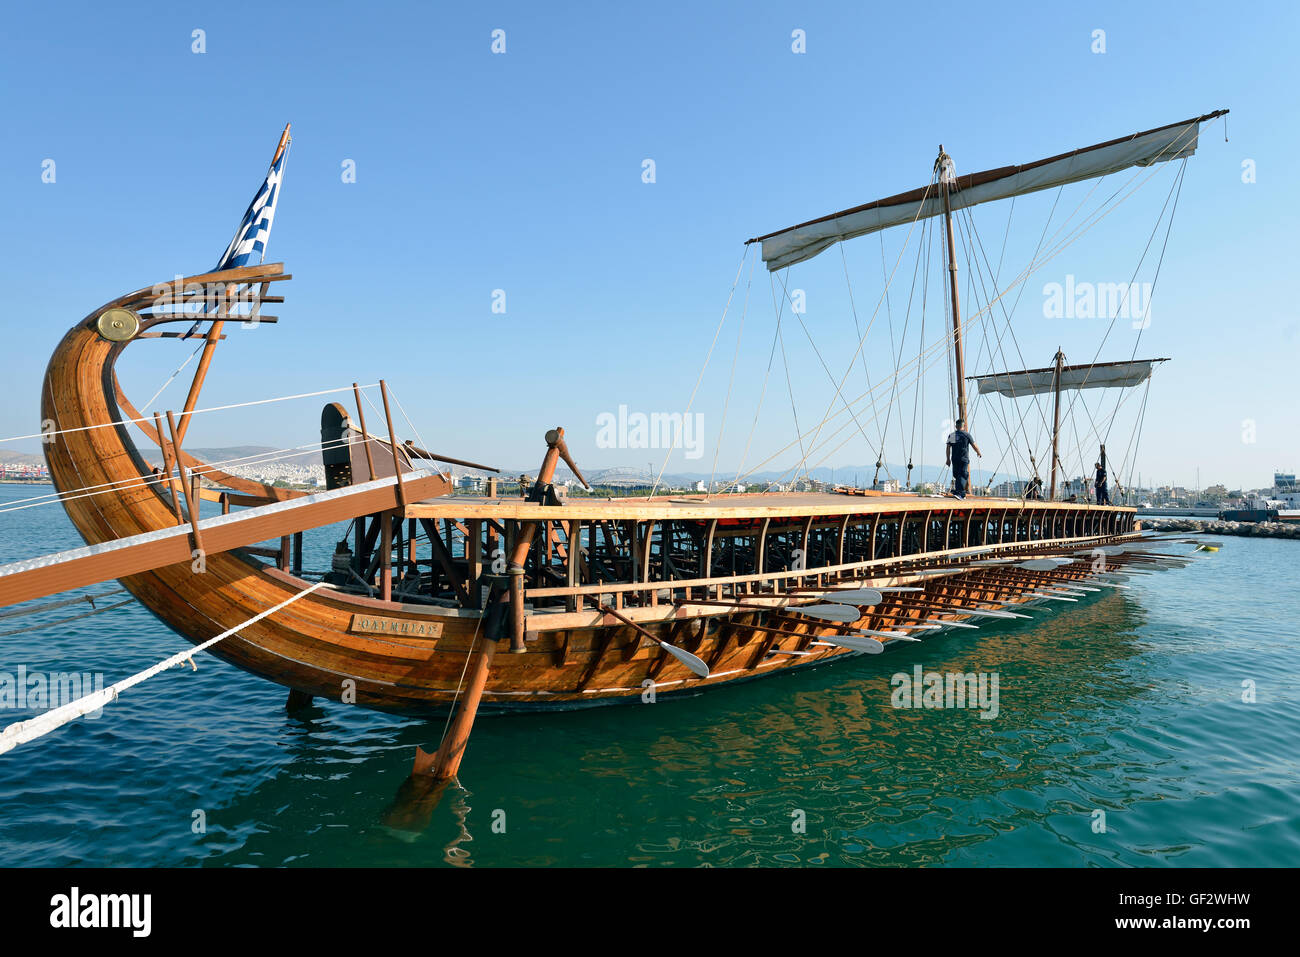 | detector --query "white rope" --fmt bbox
[0,581,328,756]
[0,384,378,445]
[0,434,359,516]
[142,342,207,412]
